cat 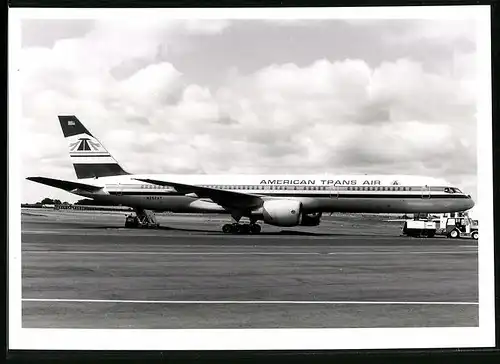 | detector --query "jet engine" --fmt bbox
[300,212,322,226]
[262,200,303,227]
